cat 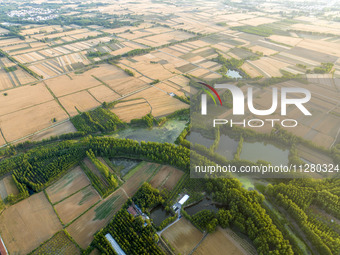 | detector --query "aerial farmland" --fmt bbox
[0,0,337,148]
[0,0,339,255]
